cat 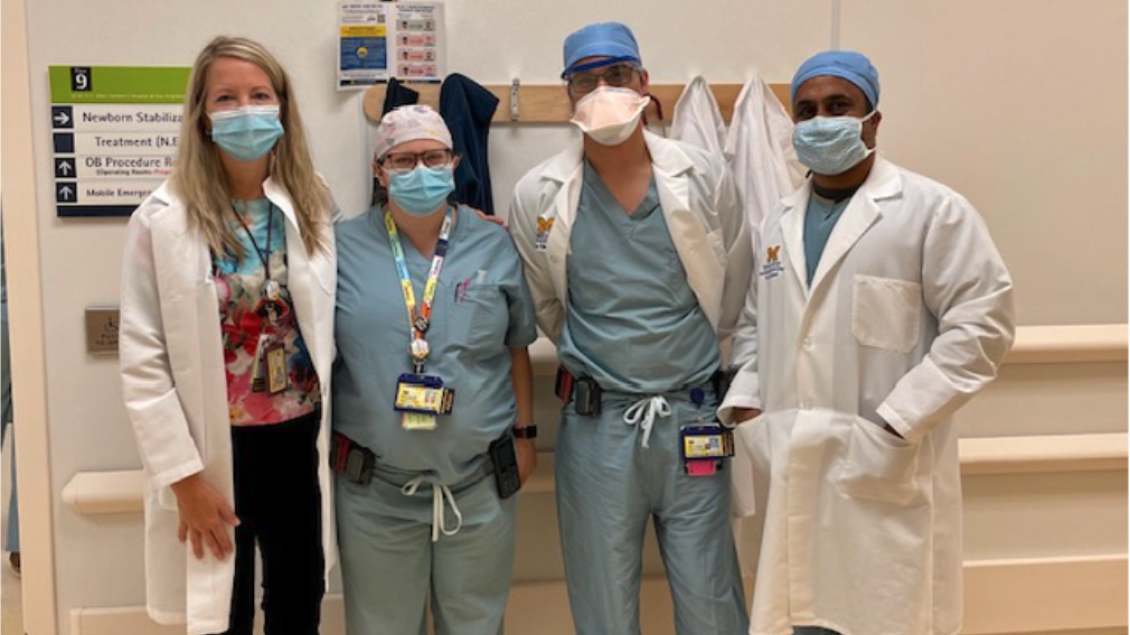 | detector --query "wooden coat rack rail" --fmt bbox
[363,82,792,124]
